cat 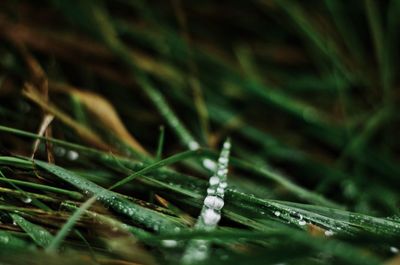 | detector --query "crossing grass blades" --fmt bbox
[0,0,400,264]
